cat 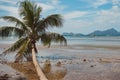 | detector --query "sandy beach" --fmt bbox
[0,43,120,80]
[38,44,120,80]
